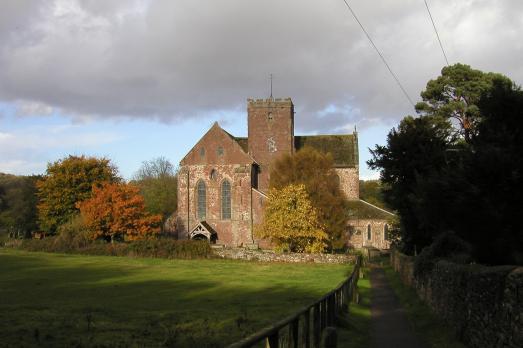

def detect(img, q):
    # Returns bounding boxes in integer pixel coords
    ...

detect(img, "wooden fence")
[227,256,362,348]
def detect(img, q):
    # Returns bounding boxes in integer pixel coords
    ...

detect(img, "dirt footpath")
[369,267,428,348]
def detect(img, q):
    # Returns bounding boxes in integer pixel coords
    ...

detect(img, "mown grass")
[336,268,371,348]
[0,249,352,347]
[382,260,466,348]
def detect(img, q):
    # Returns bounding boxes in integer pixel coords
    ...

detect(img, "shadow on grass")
[382,261,467,348]
[0,250,349,348]
[336,268,372,348]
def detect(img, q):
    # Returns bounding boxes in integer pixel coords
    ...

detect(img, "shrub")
[127,239,212,259]
[10,237,212,260]
[414,231,473,278]
[55,215,92,249]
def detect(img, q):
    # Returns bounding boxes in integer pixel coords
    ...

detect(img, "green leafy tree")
[368,116,454,254]
[456,76,523,264]
[370,64,523,264]
[37,155,119,233]
[0,174,40,236]
[269,147,348,250]
[256,184,328,253]
[359,180,388,209]
[132,157,177,229]
[415,63,511,142]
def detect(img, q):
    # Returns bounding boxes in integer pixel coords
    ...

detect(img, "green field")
[0,249,352,347]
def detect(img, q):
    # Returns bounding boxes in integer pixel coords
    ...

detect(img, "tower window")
[210,169,217,181]
[221,180,231,220]
[197,180,206,220]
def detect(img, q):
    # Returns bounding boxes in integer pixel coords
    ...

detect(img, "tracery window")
[221,180,231,220]
[197,180,206,220]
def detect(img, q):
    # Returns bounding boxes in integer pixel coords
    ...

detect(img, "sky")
[0,0,522,180]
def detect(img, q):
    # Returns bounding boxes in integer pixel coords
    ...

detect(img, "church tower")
[247,98,294,192]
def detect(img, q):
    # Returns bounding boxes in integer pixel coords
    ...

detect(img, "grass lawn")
[337,268,371,348]
[0,249,352,347]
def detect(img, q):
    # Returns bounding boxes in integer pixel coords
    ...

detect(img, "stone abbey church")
[176,97,393,250]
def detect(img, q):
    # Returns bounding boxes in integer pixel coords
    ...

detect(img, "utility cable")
[341,0,415,108]
[424,0,449,66]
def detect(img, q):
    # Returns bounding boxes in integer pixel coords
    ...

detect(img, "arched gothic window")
[367,224,372,240]
[221,180,231,220]
[384,224,389,241]
[197,180,206,220]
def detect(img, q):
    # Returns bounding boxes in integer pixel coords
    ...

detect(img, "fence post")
[290,318,299,348]
[313,303,320,348]
[303,308,310,348]
[329,295,336,326]
[266,331,279,348]
[321,299,327,330]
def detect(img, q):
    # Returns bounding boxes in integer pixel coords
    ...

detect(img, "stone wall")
[335,167,359,200]
[213,247,356,264]
[347,219,391,250]
[247,98,294,192]
[177,163,254,246]
[390,249,523,348]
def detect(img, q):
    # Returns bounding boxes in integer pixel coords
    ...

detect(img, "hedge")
[6,238,212,259]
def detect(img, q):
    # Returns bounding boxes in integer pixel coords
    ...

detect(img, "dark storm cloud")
[0,0,522,133]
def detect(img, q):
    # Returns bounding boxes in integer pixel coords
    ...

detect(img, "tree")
[78,182,162,242]
[37,155,119,233]
[256,184,328,253]
[415,63,511,142]
[0,174,40,236]
[132,157,177,228]
[457,76,523,264]
[368,115,454,254]
[359,180,388,209]
[269,147,348,250]
[370,64,523,264]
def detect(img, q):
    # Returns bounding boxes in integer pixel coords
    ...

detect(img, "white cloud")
[0,0,521,133]
[0,125,122,175]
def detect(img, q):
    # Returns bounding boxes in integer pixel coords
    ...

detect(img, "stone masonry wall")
[347,219,391,250]
[248,98,294,192]
[390,249,523,348]
[177,163,254,246]
[214,247,357,264]
[335,167,359,200]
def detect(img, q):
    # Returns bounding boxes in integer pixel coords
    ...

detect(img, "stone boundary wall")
[213,247,356,264]
[390,249,522,348]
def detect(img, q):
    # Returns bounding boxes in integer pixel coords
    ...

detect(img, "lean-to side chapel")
[176,97,394,249]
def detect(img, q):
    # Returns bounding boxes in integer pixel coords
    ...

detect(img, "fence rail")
[227,256,362,348]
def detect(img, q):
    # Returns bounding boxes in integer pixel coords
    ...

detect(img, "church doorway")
[189,221,217,244]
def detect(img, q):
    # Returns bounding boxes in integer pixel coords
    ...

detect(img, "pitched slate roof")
[294,134,358,168]
[346,200,395,220]
[234,137,249,153]
[225,134,358,168]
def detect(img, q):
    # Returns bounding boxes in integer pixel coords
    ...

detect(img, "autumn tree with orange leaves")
[37,155,119,233]
[78,182,162,242]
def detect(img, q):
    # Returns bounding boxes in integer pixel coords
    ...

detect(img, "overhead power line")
[341,0,415,108]
[424,0,449,66]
